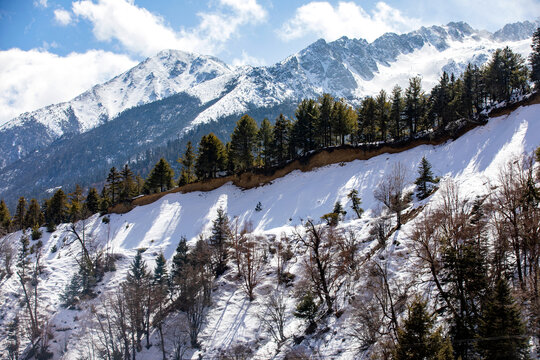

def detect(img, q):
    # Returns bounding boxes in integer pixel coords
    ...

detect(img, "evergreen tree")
[332,98,356,145]
[170,236,189,282]
[0,199,11,234]
[68,184,85,222]
[272,114,292,165]
[85,187,100,215]
[405,77,424,136]
[530,27,540,89]
[293,98,319,154]
[357,96,376,143]
[375,90,390,141]
[293,292,318,326]
[45,189,68,227]
[415,157,436,200]
[485,47,528,102]
[257,118,274,168]
[153,252,168,286]
[390,86,404,140]
[317,93,334,147]
[119,164,136,201]
[477,278,529,360]
[105,167,122,205]
[24,198,43,229]
[347,189,364,219]
[177,141,196,186]
[12,197,27,231]
[431,72,452,128]
[229,114,259,172]
[196,133,227,179]
[144,158,175,193]
[209,207,230,276]
[393,298,453,360]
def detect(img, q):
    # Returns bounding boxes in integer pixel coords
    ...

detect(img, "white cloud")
[33,0,48,8]
[0,49,136,126]
[279,1,422,42]
[71,0,267,57]
[232,51,266,67]
[54,9,73,26]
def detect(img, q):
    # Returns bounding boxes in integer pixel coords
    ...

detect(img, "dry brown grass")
[111,94,540,214]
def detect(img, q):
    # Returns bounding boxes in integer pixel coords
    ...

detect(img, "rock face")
[0,20,537,204]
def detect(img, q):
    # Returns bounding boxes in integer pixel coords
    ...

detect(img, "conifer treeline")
[0,44,536,235]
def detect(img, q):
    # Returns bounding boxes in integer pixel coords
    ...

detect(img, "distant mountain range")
[0,20,538,207]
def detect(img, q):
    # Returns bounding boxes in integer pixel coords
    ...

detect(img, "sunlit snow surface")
[1,102,538,359]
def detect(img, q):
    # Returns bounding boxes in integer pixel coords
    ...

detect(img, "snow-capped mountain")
[1,100,538,359]
[0,20,537,204]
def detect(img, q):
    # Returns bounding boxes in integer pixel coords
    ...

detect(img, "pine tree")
[415,157,436,200]
[394,298,453,360]
[196,133,227,179]
[24,198,43,229]
[229,114,258,172]
[485,47,528,102]
[530,27,540,89]
[209,207,230,276]
[177,141,196,186]
[357,96,376,143]
[153,252,168,286]
[257,118,274,168]
[293,292,318,326]
[45,189,68,227]
[332,98,356,145]
[347,189,364,219]
[144,158,175,193]
[119,164,136,201]
[477,278,529,359]
[375,90,390,141]
[12,197,27,231]
[405,77,424,136]
[317,93,334,147]
[293,98,319,154]
[170,236,189,284]
[0,199,11,234]
[105,167,122,205]
[390,85,404,140]
[68,184,85,222]
[272,114,292,165]
[85,187,100,214]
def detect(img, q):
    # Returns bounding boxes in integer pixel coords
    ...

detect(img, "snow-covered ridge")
[0,101,538,359]
[0,20,537,170]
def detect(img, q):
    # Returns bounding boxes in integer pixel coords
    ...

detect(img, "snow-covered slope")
[1,101,538,359]
[0,21,537,170]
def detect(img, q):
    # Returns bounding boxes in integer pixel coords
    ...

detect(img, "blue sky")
[0,0,539,125]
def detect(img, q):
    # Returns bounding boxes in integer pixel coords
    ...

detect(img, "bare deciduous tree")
[259,289,288,347]
[374,162,410,228]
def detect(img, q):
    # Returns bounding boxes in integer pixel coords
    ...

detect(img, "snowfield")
[1,102,539,359]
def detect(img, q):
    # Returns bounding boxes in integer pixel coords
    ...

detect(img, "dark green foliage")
[12,196,26,231]
[390,86,404,139]
[31,225,42,240]
[85,188,100,215]
[317,93,334,148]
[196,133,227,179]
[255,201,262,212]
[375,90,390,141]
[405,77,424,136]
[256,118,274,168]
[357,96,376,143]
[144,158,175,193]
[333,98,356,145]
[293,98,319,154]
[45,189,68,228]
[415,157,437,200]
[68,185,85,222]
[105,167,122,205]
[531,27,540,88]
[229,114,259,172]
[24,198,43,229]
[61,273,83,308]
[294,292,318,325]
[178,141,196,186]
[477,278,529,360]
[153,252,168,286]
[272,114,292,165]
[393,298,453,360]
[0,199,10,233]
[485,47,528,102]
[347,189,363,219]
[119,164,136,202]
[127,250,149,284]
[209,207,230,276]
[171,236,189,282]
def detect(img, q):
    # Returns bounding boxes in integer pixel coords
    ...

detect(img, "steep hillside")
[0,101,538,359]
